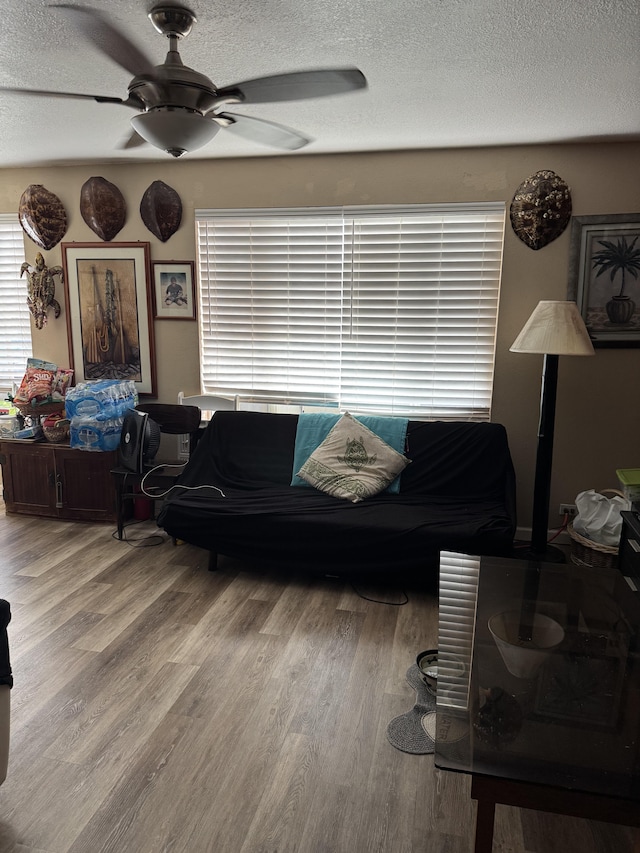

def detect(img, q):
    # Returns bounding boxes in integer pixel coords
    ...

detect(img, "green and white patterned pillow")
[296,412,410,503]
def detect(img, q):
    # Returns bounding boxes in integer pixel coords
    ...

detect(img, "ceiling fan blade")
[217,68,367,104]
[116,129,148,150]
[215,112,311,150]
[0,86,136,106]
[51,4,157,78]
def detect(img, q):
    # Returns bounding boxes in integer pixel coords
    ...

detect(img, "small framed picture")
[152,260,196,320]
[568,213,640,347]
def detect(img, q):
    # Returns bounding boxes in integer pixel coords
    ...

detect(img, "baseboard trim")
[515,525,571,546]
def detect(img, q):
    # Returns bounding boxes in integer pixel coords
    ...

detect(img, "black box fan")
[119,409,161,474]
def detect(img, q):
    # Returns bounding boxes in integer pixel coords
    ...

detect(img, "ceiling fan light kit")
[131,108,219,158]
[1,4,366,159]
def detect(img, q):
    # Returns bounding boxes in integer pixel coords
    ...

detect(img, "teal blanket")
[291,412,409,493]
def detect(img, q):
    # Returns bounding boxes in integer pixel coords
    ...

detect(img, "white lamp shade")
[131,109,219,156]
[510,301,595,356]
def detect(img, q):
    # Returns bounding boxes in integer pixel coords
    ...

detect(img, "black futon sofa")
[157,411,517,576]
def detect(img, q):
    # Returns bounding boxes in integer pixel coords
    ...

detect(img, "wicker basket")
[567,488,625,569]
[42,418,70,444]
[14,401,65,419]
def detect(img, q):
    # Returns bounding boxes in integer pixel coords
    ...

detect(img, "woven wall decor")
[80,176,126,241]
[18,184,68,251]
[140,180,182,242]
[510,170,572,250]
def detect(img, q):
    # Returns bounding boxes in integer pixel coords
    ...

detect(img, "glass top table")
[435,555,640,852]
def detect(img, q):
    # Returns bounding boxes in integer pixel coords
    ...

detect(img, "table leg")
[114,474,125,540]
[468,773,640,853]
[474,798,496,853]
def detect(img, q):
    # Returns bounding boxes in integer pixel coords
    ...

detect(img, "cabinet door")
[55,448,118,522]
[0,442,57,515]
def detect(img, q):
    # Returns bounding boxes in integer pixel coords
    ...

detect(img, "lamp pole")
[530,353,562,559]
[510,301,594,564]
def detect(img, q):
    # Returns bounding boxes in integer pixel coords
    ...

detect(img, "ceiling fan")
[0,4,367,157]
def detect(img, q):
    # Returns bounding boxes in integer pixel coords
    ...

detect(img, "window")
[196,203,505,420]
[0,215,32,390]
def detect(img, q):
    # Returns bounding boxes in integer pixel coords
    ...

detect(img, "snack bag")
[51,369,74,401]
[25,367,56,403]
[12,372,30,404]
[13,358,60,405]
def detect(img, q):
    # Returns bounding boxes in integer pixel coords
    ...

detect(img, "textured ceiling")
[0,0,638,167]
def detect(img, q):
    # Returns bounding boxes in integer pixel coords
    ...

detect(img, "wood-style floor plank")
[0,506,637,853]
[66,711,194,853]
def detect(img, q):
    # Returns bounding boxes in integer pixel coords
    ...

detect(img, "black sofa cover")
[157,411,517,575]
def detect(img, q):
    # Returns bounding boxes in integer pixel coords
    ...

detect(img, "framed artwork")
[152,260,196,320]
[568,213,640,348]
[61,242,157,396]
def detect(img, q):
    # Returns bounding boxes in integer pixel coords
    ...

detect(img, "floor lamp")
[510,301,595,563]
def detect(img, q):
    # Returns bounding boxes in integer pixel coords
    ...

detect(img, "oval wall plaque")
[80,176,126,241]
[18,184,68,251]
[510,170,572,250]
[140,180,183,242]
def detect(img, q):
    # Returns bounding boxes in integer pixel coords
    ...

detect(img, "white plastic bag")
[572,489,630,547]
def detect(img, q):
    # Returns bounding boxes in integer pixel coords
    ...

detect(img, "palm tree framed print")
[568,213,640,347]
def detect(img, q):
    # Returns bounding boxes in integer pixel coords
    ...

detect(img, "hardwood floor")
[0,507,637,852]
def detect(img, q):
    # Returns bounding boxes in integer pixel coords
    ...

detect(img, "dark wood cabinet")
[0,440,117,522]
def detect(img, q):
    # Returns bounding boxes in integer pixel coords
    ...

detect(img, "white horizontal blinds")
[437,551,480,711]
[196,203,505,416]
[0,216,31,389]
[198,213,345,404]
[341,207,504,417]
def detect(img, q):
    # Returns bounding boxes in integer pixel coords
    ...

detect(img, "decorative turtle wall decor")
[509,170,572,250]
[140,180,183,242]
[80,176,126,241]
[18,184,68,251]
[20,252,63,329]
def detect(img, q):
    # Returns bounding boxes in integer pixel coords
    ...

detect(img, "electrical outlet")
[559,503,577,517]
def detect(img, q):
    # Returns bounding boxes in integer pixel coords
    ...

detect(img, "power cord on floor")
[349,582,409,605]
[111,518,168,547]
[547,511,571,544]
[513,511,571,550]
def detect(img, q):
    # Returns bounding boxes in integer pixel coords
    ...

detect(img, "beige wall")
[1,141,639,534]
